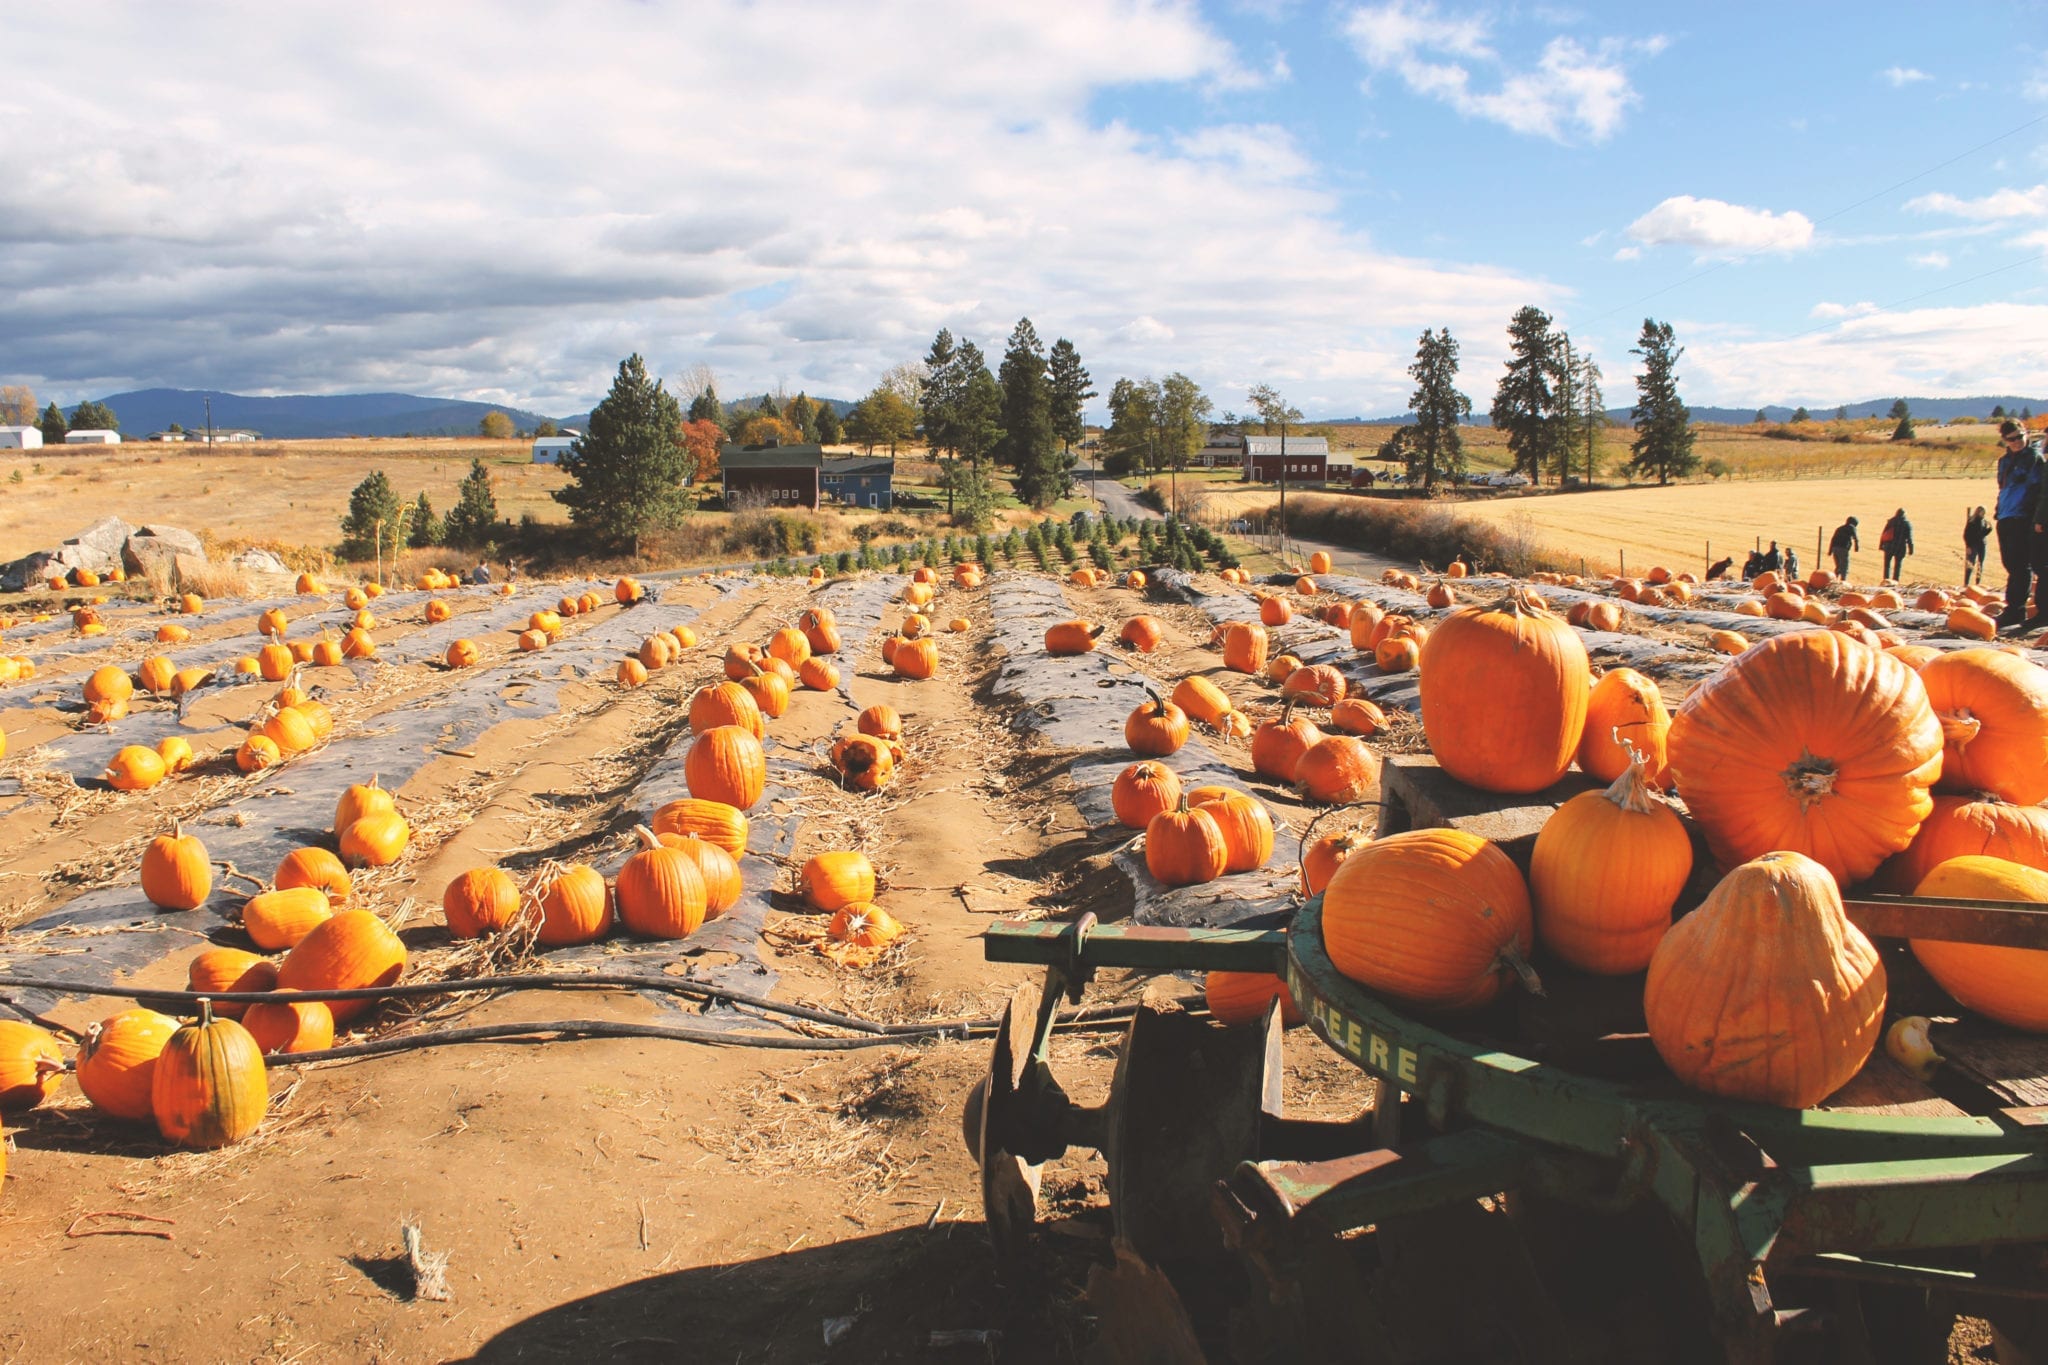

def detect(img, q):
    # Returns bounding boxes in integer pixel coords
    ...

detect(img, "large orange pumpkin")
[1577,668,1671,788]
[801,851,877,912]
[1910,856,2048,1031]
[690,681,765,739]
[1145,801,1228,887]
[1293,736,1380,805]
[1666,629,1941,885]
[0,1021,65,1111]
[652,798,750,857]
[1205,970,1304,1027]
[1644,851,1885,1108]
[443,867,521,938]
[1873,793,2048,893]
[1321,828,1532,1013]
[188,948,276,1020]
[1418,590,1588,794]
[151,1002,268,1148]
[686,726,767,810]
[893,637,939,679]
[1188,786,1275,874]
[1918,648,2048,805]
[1124,693,1190,757]
[530,864,611,945]
[616,827,709,939]
[1251,707,1324,783]
[663,835,743,918]
[1220,622,1269,676]
[1111,761,1181,829]
[1529,752,1692,974]
[276,909,407,1024]
[242,992,335,1055]
[1171,676,1233,728]
[77,1009,180,1121]
[241,886,334,952]
[142,821,213,912]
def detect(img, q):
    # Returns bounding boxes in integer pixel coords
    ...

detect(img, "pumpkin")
[1577,668,1671,788]
[1666,630,1942,885]
[617,658,649,688]
[739,666,792,720]
[1205,971,1304,1027]
[1111,761,1181,829]
[1251,705,1324,782]
[1188,787,1274,874]
[77,1009,180,1120]
[1293,736,1380,805]
[527,610,561,637]
[616,826,709,939]
[262,704,319,756]
[1119,616,1165,652]
[105,744,168,791]
[1328,697,1388,737]
[1145,800,1229,887]
[442,866,521,938]
[856,705,903,743]
[663,835,743,918]
[799,657,840,691]
[652,798,750,857]
[188,949,275,1019]
[517,628,549,652]
[615,575,645,603]
[1259,596,1293,627]
[137,654,177,695]
[1874,793,2048,892]
[1265,653,1305,685]
[84,664,133,708]
[341,626,377,659]
[1419,590,1588,794]
[0,1021,65,1111]
[831,734,896,791]
[828,903,904,948]
[900,613,931,640]
[1125,691,1190,757]
[1530,751,1692,974]
[1918,649,2048,804]
[894,637,940,679]
[1300,825,1373,895]
[1220,621,1269,676]
[690,681,765,739]
[180,593,204,615]
[241,886,333,952]
[1322,828,1532,1013]
[1348,604,1387,650]
[1172,675,1234,728]
[799,608,840,655]
[1308,550,1333,575]
[275,847,351,905]
[671,624,699,650]
[142,821,212,911]
[277,909,407,1023]
[152,1001,268,1148]
[1708,630,1749,655]
[242,993,335,1055]
[156,735,195,774]
[339,810,410,868]
[687,726,767,809]
[1949,606,1998,641]
[1282,664,1347,709]
[335,776,395,833]
[310,634,344,667]
[344,586,368,610]
[880,635,900,667]
[529,863,612,945]
[1374,637,1419,673]
[637,634,673,670]
[1644,851,1885,1107]
[801,851,877,912]
[1045,621,1101,655]
[1910,856,2048,1031]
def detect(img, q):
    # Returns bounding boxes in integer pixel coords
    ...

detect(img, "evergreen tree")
[38,401,67,446]
[1836,405,1849,421]
[1893,412,1916,441]
[1489,306,1564,484]
[786,392,819,442]
[409,492,441,547]
[338,471,404,561]
[443,458,499,546]
[1791,406,1810,423]
[1888,398,1911,421]
[957,360,1004,467]
[815,403,842,445]
[68,398,118,431]
[1993,404,2007,419]
[552,354,692,553]
[919,328,963,459]
[686,381,721,426]
[1627,319,1697,486]
[757,392,781,420]
[999,318,1062,507]
[1754,409,1767,425]
[1047,338,1095,456]
[1405,328,1472,492]
[1576,351,1605,483]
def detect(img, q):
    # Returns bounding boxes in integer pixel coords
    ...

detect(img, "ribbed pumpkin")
[277,910,407,1024]
[799,608,841,655]
[1321,828,1533,1013]
[828,903,905,948]
[424,598,452,624]
[84,664,134,708]
[652,797,750,857]
[637,634,674,670]
[617,658,649,688]
[1300,825,1373,895]
[1644,851,1885,1107]
[740,666,792,720]
[339,810,410,869]
[137,654,177,695]
[0,1021,64,1111]
[1259,596,1294,627]
[1918,648,2048,804]
[442,866,521,938]
[188,948,276,1019]
[262,704,319,757]
[894,637,939,679]
[1145,800,1228,887]
[1910,856,2048,1031]
[616,826,709,939]
[1328,697,1387,737]
[77,1009,180,1120]
[1188,787,1274,874]
[1252,706,1324,782]
[662,835,743,918]
[801,851,877,912]
[1204,971,1304,1027]
[1171,676,1233,728]
[1293,736,1380,805]
[335,777,395,834]
[1530,752,1692,974]
[275,846,351,906]
[106,744,168,791]
[690,681,765,739]
[1419,590,1587,794]
[1220,622,1269,676]
[530,864,611,946]
[1374,637,1420,673]
[142,821,212,911]
[152,1001,268,1148]
[1282,664,1347,709]
[799,657,840,691]
[242,992,335,1055]
[1124,692,1190,757]
[241,886,334,951]
[1111,761,1181,829]
[1577,668,1671,788]
[687,726,767,809]
[857,705,903,742]
[1874,794,2048,892]
[1119,616,1165,652]
[1667,630,1942,885]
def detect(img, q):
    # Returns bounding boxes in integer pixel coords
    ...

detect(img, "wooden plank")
[1377,755,1599,874]
[1846,896,2048,951]
[1821,1057,1971,1118]
[1943,1036,2048,1108]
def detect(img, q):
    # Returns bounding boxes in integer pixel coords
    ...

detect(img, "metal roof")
[719,444,825,469]
[822,457,894,476]
[1243,435,1329,456]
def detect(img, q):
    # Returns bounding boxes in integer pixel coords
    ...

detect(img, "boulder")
[232,548,291,575]
[123,535,192,581]
[171,554,213,591]
[60,516,138,572]
[1,550,72,592]
[132,525,204,557]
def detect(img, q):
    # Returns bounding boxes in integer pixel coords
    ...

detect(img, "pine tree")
[1047,338,1095,456]
[999,318,1062,508]
[443,458,499,546]
[815,403,842,445]
[1628,319,1697,486]
[409,492,441,547]
[1406,328,1472,492]
[1993,404,2007,419]
[338,471,404,561]
[1576,352,1605,483]
[920,328,963,459]
[1792,406,1810,423]
[1888,398,1911,421]
[68,399,118,431]
[686,381,721,426]
[38,401,67,445]
[786,393,819,442]
[552,354,692,553]
[1489,306,1564,485]
[957,359,1004,466]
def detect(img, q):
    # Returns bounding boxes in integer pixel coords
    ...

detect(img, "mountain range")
[1348,396,2046,428]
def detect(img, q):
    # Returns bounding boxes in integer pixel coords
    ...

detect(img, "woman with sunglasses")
[1996,419,2046,629]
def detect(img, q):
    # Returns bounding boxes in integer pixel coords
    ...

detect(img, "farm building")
[64,429,121,445]
[821,456,895,509]
[532,436,576,464]
[0,425,42,450]
[144,430,188,442]
[720,444,823,509]
[1243,434,1328,483]
[1196,432,1244,468]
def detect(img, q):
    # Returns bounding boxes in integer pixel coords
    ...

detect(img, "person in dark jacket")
[1827,517,1859,578]
[1758,541,1782,574]
[1963,506,1992,587]
[1878,508,1913,582]
[1995,420,2045,627]
[1707,555,1734,581]
[1740,550,1762,579]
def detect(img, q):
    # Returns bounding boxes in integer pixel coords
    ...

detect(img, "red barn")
[719,445,823,509]
[1243,435,1328,483]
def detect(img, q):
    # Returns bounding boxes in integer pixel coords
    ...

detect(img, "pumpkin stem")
[1602,744,1664,815]
[1781,753,1839,810]
[196,997,215,1027]
[1938,709,1982,753]
[634,824,662,852]
[1496,942,1546,998]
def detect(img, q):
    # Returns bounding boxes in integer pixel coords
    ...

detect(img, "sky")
[3,0,2046,421]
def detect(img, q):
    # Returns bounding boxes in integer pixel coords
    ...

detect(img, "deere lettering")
[1299,984,1420,1088]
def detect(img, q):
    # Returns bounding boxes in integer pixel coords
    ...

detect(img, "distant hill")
[95,388,557,439]
[1328,395,2045,428]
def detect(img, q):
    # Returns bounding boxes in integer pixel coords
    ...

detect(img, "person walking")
[1827,517,1859,579]
[1878,508,1913,582]
[1964,506,1992,587]
[1994,420,2044,628]
[1784,546,1801,585]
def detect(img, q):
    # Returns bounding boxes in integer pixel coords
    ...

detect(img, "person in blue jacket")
[1995,420,2045,628]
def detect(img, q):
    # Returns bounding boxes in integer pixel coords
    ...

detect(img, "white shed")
[65,429,120,445]
[532,437,576,464]
[0,425,42,450]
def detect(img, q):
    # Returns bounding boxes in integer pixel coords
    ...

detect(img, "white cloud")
[1809,301,1879,319]
[1911,251,1951,269]
[1342,2,1661,143]
[2013,229,2048,252]
[1905,185,2048,220]
[1687,304,2048,407]
[1879,66,1930,87]
[1612,245,1642,261]
[1625,196,1815,256]
[0,1,1555,415]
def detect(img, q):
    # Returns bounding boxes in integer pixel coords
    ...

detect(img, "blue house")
[821,456,895,510]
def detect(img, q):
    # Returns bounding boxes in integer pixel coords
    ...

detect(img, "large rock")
[122,536,188,582]
[132,525,203,556]
[1,549,74,592]
[232,548,291,576]
[60,516,138,572]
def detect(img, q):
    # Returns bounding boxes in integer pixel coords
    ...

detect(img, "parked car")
[1227,518,1252,533]
[1482,472,1531,488]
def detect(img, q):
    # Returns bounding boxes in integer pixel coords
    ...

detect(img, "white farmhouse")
[532,436,575,464]
[0,425,42,450]
[64,429,121,445]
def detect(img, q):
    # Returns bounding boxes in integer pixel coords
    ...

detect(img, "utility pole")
[204,395,213,448]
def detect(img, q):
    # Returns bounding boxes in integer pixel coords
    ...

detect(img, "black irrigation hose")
[266,1018,929,1062]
